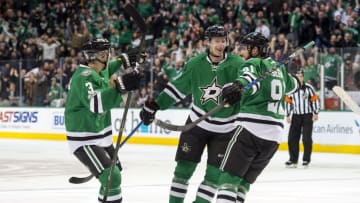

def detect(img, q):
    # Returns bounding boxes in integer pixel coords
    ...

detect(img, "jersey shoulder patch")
[80,70,92,77]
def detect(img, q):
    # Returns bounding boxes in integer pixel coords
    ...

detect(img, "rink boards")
[0,107,360,154]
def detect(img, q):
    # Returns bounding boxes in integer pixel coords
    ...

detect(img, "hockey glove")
[119,49,146,69]
[114,71,142,93]
[222,81,243,105]
[139,98,160,125]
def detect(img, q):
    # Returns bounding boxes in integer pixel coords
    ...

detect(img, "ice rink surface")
[0,139,359,203]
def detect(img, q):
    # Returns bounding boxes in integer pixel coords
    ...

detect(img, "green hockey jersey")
[155,53,244,133]
[235,57,298,143]
[65,60,122,153]
[320,54,343,80]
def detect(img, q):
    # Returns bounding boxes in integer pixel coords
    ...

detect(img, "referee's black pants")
[288,113,314,163]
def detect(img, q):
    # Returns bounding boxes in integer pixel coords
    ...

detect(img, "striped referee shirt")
[285,83,320,116]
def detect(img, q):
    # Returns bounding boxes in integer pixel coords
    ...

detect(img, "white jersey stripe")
[197,192,213,202]
[86,146,105,171]
[167,82,186,99]
[96,91,104,114]
[170,191,186,198]
[171,182,188,190]
[164,88,181,103]
[84,146,101,173]
[98,193,122,201]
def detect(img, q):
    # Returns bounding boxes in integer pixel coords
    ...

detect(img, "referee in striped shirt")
[285,69,320,168]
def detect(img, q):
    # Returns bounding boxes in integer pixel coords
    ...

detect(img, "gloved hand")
[222,81,243,105]
[119,49,147,69]
[139,98,160,125]
[114,71,142,93]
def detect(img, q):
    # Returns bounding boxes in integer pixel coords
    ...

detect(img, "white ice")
[0,139,359,203]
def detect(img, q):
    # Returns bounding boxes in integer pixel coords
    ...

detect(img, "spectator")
[36,35,61,63]
[0,75,10,105]
[8,82,19,106]
[46,77,65,107]
[0,0,359,107]
[255,19,270,39]
[270,33,289,56]
[24,72,37,106]
[35,67,48,106]
[316,46,343,90]
[300,53,319,90]
[135,87,149,107]
[278,2,291,34]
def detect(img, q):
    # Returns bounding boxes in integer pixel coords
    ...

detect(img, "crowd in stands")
[0,0,359,108]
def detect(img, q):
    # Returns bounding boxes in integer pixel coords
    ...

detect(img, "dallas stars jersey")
[303,64,319,84]
[155,52,244,133]
[235,57,298,143]
[65,60,122,153]
[320,54,343,80]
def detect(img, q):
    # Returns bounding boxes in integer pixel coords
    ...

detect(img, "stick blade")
[124,4,147,33]
[68,174,94,184]
[332,86,360,115]
[155,119,184,131]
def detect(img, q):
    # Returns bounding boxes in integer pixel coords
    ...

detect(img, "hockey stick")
[155,41,315,131]
[332,86,360,115]
[69,4,147,187]
[102,4,147,203]
[68,122,143,184]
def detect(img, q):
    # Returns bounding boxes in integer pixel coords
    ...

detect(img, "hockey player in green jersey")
[216,32,299,203]
[65,38,142,203]
[139,25,244,203]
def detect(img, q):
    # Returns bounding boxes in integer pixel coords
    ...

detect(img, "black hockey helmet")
[240,32,269,57]
[82,38,111,61]
[204,25,228,40]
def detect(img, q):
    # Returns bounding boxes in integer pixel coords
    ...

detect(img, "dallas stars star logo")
[200,78,222,104]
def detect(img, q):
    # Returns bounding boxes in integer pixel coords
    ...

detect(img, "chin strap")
[94,57,108,70]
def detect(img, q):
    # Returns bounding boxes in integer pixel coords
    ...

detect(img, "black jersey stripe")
[191,107,236,125]
[94,94,99,113]
[236,117,284,128]
[198,187,215,197]
[217,194,236,201]
[67,130,112,141]
[165,84,184,101]
[241,73,260,93]
[98,197,122,203]
[171,186,187,193]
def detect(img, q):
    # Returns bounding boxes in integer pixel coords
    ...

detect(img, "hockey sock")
[216,172,242,203]
[169,160,197,203]
[98,166,122,203]
[193,164,221,203]
[236,179,250,203]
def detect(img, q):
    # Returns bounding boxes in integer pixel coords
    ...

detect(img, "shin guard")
[193,164,221,203]
[169,161,197,203]
[98,167,122,203]
[216,172,242,203]
[236,179,250,203]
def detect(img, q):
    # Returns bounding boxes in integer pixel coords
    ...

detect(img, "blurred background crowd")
[0,0,359,109]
